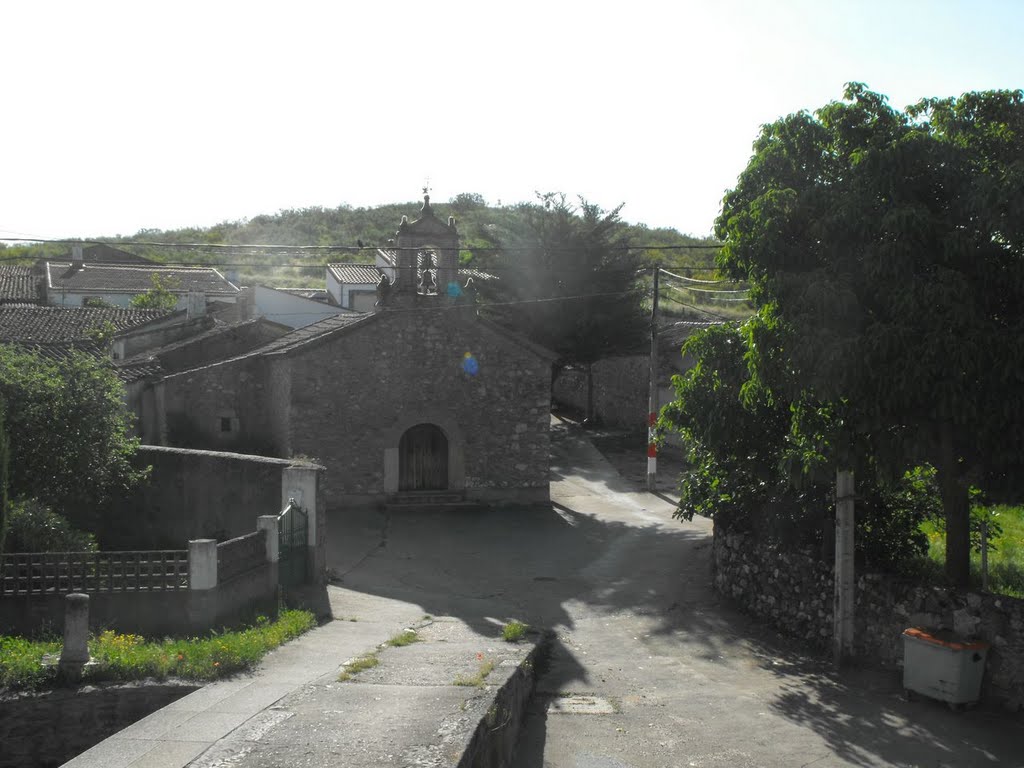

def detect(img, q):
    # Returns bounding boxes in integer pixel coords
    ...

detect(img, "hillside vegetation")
[2,193,721,280]
[1,194,749,321]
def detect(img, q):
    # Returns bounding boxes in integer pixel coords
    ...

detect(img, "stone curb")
[454,631,551,768]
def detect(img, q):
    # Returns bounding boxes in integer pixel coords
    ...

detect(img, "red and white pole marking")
[647,411,657,475]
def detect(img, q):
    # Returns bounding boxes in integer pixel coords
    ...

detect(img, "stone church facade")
[154,196,555,507]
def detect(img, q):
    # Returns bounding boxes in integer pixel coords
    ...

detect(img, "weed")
[501,620,528,643]
[454,657,495,687]
[386,630,420,648]
[338,653,379,681]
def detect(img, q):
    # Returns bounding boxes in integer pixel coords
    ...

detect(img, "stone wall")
[714,530,1024,704]
[553,358,675,430]
[159,355,284,456]
[0,683,195,768]
[287,309,551,505]
[157,307,553,507]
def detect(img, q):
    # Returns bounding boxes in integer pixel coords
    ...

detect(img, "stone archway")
[398,423,449,491]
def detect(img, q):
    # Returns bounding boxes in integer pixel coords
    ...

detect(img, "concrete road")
[328,420,1024,768]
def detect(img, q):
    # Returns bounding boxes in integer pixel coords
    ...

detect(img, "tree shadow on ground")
[763,651,1023,766]
[327,423,1024,767]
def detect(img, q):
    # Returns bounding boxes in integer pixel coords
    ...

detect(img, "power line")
[0,236,724,254]
[661,283,751,302]
[658,267,733,285]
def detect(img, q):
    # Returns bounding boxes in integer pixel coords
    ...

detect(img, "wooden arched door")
[398,423,448,491]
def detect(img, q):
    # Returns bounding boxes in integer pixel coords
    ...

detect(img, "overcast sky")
[2,0,1022,243]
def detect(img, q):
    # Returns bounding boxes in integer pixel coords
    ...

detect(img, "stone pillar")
[189,539,218,590]
[257,516,280,563]
[282,466,318,547]
[282,464,324,583]
[59,593,91,682]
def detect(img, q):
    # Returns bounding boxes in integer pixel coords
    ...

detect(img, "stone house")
[40,253,239,309]
[153,196,556,508]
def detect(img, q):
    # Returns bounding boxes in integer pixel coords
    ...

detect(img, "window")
[220,417,232,433]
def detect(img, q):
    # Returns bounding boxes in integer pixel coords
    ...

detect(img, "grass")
[0,610,316,691]
[501,620,528,643]
[920,505,1024,598]
[454,657,495,687]
[385,630,421,648]
[337,653,379,681]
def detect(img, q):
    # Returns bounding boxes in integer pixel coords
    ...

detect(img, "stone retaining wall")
[0,683,196,768]
[714,529,1024,705]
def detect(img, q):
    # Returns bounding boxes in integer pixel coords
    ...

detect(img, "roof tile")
[46,263,239,295]
[0,306,171,343]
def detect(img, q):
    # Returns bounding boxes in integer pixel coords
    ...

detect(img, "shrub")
[5,499,97,553]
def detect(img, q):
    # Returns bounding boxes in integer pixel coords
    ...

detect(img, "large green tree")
[0,347,146,535]
[476,194,650,420]
[714,84,1024,585]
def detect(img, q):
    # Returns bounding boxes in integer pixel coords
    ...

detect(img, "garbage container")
[902,627,989,708]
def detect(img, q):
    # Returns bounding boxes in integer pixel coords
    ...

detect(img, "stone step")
[385,492,485,512]
[388,492,466,505]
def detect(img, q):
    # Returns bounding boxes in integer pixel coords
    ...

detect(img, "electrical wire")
[0,236,723,254]
[658,267,733,285]
[662,283,751,302]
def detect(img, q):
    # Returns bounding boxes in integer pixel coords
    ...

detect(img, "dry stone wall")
[714,530,1024,705]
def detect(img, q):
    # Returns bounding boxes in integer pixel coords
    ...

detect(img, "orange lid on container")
[903,627,989,652]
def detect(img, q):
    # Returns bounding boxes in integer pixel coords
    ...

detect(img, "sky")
[1,0,1022,243]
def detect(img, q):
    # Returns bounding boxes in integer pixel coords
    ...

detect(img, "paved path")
[510,423,1024,767]
[65,420,1024,766]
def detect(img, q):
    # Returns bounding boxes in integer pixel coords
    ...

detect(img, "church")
[153,195,555,508]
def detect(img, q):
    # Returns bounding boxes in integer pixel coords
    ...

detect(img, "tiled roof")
[328,261,496,286]
[0,306,170,343]
[327,264,382,285]
[45,263,240,295]
[0,266,40,303]
[5,340,108,363]
[256,312,372,356]
[116,318,289,382]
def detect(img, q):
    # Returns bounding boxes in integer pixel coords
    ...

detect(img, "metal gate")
[278,501,308,588]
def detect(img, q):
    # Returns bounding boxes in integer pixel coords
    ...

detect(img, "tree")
[713,84,1024,585]
[0,346,147,535]
[477,194,650,421]
[0,395,8,554]
[130,273,179,310]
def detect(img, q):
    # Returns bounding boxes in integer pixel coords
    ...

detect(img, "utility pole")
[647,267,660,492]
[833,469,855,666]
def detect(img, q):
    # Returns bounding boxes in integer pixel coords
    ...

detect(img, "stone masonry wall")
[714,530,1024,704]
[287,308,552,505]
[160,355,284,456]
[553,357,675,430]
[0,683,195,768]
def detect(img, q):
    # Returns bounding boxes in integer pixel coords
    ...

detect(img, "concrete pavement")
[64,418,1024,766]
[510,422,1024,767]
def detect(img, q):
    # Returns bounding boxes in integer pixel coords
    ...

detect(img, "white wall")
[253,286,347,329]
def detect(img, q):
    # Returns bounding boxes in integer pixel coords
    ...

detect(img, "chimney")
[71,244,83,268]
[186,289,206,320]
